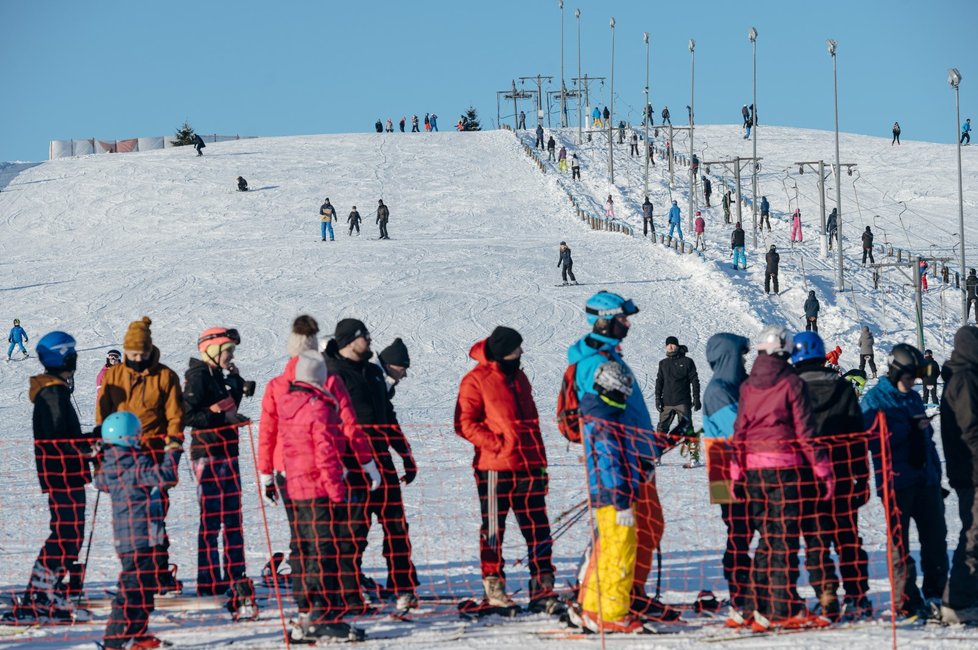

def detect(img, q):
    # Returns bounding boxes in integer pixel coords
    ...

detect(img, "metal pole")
[750,28,758,249]
[734,157,743,226]
[818,160,828,258]
[576,8,582,145]
[669,123,674,187]
[609,17,616,184]
[644,32,650,200]
[914,259,925,350]
[512,80,519,130]
[560,1,566,128]
[829,39,844,291]
[537,75,544,128]
[688,39,696,232]
[952,70,967,324]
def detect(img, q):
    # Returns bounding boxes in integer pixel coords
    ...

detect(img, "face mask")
[125,358,151,373]
[497,357,521,376]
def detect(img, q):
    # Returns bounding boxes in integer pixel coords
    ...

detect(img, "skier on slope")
[376,199,391,240]
[547,136,556,161]
[655,336,701,436]
[694,211,706,251]
[791,209,803,243]
[961,118,971,145]
[605,195,616,219]
[642,197,655,237]
[862,226,875,264]
[411,115,420,132]
[192,133,206,156]
[826,209,838,250]
[920,258,929,292]
[764,245,780,294]
[557,241,578,285]
[760,196,771,231]
[667,200,683,243]
[805,291,821,332]
[661,106,671,125]
[892,122,901,145]
[858,326,878,378]
[399,117,406,132]
[518,110,526,129]
[535,124,545,149]
[591,106,602,129]
[319,198,337,242]
[97,349,122,393]
[557,145,568,172]
[921,349,941,405]
[348,206,362,236]
[375,119,383,133]
[386,118,393,133]
[722,190,732,224]
[703,176,712,207]
[742,104,750,127]
[731,222,747,270]
[571,154,581,180]
[8,318,29,360]
[236,176,248,192]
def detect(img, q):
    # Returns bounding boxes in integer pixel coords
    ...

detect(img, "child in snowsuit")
[791,209,803,243]
[557,146,568,172]
[347,207,361,235]
[8,318,28,360]
[919,259,929,291]
[668,201,683,243]
[236,177,248,192]
[98,411,183,650]
[694,211,706,251]
[805,291,820,332]
[558,241,577,285]
[605,196,615,219]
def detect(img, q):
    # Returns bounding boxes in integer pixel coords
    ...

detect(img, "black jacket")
[804,292,820,318]
[182,358,245,460]
[377,204,390,223]
[862,229,874,249]
[655,346,701,407]
[730,227,745,249]
[921,358,940,386]
[31,374,96,492]
[967,273,977,300]
[940,326,978,488]
[796,366,869,492]
[558,247,573,267]
[765,249,780,273]
[348,210,361,224]
[703,178,712,193]
[642,200,653,219]
[547,137,556,150]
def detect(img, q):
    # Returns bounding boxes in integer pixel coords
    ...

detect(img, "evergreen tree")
[172,121,196,146]
[463,107,481,131]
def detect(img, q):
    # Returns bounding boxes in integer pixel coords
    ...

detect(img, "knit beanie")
[487,326,523,360]
[665,335,679,347]
[294,350,328,386]
[379,337,410,368]
[334,318,369,350]
[287,314,320,357]
[123,316,153,352]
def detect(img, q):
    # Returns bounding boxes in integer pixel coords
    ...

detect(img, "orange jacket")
[96,346,184,456]
[454,339,547,472]
[825,346,843,366]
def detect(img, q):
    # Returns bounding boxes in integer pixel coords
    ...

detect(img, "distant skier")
[862,226,875,264]
[411,115,420,132]
[921,349,941,405]
[760,196,770,231]
[744,118,753,140]
[730,222,746,270]
[642,197,654,237]
[691,154,700,177]
[571,154,581,180]
[319,198,336,242]
[967,269,978,321]
[535,124,545,150]
[376,199,390,240]
[741,104,750,127]
[790,209,803,243]
[961,118,971,145]
[97,350,122,393]
[603,106,610,125]
[8,318,29,360]
[630,132,639,156]
[424,113,431,131]
[722,190,732,224]
[399,117,406,132]
[347,206,361,236]
[518,110,526,130]
[703,176,712,207]
[547,136,556,161]
[661,106,671,125]
[605,195,615,219]
[236,176,248,192]
[920,258,929,292]
[805,290,820,332]
[618,121,626,145]
[667,200,683,243]
[557,241,578,285]
[764,245,780,294]
[430,114,438,131]
[375,119,383,133]
[858,326,877,379]
[386,118,393,133]
[694,211,706,251]
[892,122,901,145]
[826,208,839,250]
[591,106,602,129]
[192,133,205,156]
[655,336,701,434]
[557,146,568,172]
[644,102,653,126]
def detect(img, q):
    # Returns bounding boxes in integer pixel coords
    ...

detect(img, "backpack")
[556,351,609,444]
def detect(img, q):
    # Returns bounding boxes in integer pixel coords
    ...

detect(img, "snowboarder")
[535,124,545,150]
[557,146,568,172]
[805,290,820,332]
[643,102,654,126]
[862,344,948,619]
[547,135,556,161]
[862,226,875,264]
[921,350,941,405]
[790,332,873,621]
[182,327,250,598]
[571,154,581,180]
[347,206,361,235]
[376,199,390,240]
[760,196,771,231]
[630,132,639,156]
[703,176,712,207]
[961,118,971,145]
[97,349,122,393]
[938,325,978,624]
[97,411,183,650]
[319,198,336,242]
[790,209,803,243]
[694,211,706,251]
[20,332,96,623]
[8,318,28,360]
[722,190,732,224]
[454,327,556,611]
[764,245,780,294]
[386,118,393,132]
[826,209,838,250]
[967,269,978,321]
[892,122,901,145]
[858,326,877,378]
[399,117,406,132]
[411,115,420,132]
[642,197,654,237]
[557,241,577,285]
[375,119,383,133]
[731,222,747,270]
[655,336,701,434]
[732,326,831,632]
[236,176,248,192]
[518,110,526,130]
[661,106,671,125]
[192,133,205,156]
[667,200,684,243]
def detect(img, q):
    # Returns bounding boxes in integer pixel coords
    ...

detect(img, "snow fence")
[48,134,253,159]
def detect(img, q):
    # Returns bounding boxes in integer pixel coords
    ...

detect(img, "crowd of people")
[374,114,439,133]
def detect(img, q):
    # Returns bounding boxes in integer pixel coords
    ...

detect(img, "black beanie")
[665,336,679,346]
[379,337,410,368]
[334,318,369,349]
[487,326,523,360]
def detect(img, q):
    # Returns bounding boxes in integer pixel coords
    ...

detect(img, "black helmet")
[887,343,925,383]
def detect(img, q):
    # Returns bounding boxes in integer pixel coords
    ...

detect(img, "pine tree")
[463,107,481,131]
[172,121,196,146]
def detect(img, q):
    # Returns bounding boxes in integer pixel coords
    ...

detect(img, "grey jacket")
[859,327,874,356]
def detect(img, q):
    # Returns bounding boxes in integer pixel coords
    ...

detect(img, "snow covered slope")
[0,128,974,647]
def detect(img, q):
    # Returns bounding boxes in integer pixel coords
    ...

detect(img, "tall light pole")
[749,27,758,249]
[950,67,967,325]
[688,38,696,231]
[609,16,616,184]
[644,32,650,200]
[576,8,582,144]
[559,1,566,128]
[828,38,844,291]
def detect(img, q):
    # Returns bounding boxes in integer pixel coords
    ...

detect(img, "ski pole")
[654,546,663,601]
[76,489,100,605]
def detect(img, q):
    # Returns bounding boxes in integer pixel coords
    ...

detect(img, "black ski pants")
[572,167,580,180]
[888,482,948,611]
[746,468,805,619]
[945,487,978,609]
[764,271,779,294]
[293,497,359,620]
[630,143,639,156]
[349,222,360,235]
[104,550,157,649]
[378,220,389,239]
[805,493,870,599]
[720,501,754,612]
[358,462,418,595]
[922,383,939,405]
[863,248,875,264]
[36,486,86,576]
[535,134,544,149]
[561,263,577,283]
[806,317,819,333]
[704,191,711,207]
[643,217,655,237]
[859,354,877,376]
[476,470,554,583]
[761,213,771,230]
[656,403,690,433]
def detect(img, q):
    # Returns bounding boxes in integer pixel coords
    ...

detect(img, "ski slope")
[0,128,975,648]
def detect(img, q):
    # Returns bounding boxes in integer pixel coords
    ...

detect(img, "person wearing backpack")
[563,292,678,623]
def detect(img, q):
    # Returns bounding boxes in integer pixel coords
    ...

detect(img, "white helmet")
[756,325,793,356]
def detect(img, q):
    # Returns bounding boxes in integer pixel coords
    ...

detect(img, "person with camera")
[182,327,254,605]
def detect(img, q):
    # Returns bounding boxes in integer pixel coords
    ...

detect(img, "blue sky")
[2,0,975,161]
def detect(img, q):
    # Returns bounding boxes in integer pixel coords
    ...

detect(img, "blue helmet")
[790,331,825,365]
[36,331,78,372]
[102,411,142,449]
[585,291,639,326]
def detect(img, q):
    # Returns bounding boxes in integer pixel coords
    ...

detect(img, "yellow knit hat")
[123,316,153,352]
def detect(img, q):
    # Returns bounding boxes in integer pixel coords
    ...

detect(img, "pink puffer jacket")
[278,382,347,502]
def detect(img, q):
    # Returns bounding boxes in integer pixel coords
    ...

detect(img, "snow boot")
[841,595,874,621]
[226,577,259,621]
[157,564,182,597]
[260,552,290,590]
[528,572,564,615]
[482,576,516,608]
[395,593,418,613]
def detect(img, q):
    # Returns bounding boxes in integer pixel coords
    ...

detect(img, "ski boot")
[841,595,874,621]
[528,573,565,615]
[630,589,682,623]
[157,564,182,597]
[226,577,259,621]
[260,553,290,590]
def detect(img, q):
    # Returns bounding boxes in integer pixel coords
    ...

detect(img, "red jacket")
[277,382,347,502]
[259,356,373,475]
[732,353,829,477]
[454,339,547,472]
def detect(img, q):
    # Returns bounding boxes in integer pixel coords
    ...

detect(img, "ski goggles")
[198,328,241,347]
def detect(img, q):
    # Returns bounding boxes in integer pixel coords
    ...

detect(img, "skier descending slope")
[7,318,29,360]
[557,241,578,285]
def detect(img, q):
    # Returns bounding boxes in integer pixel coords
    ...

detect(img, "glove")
[655,399,664,412]
[260,474,278,505]
[362,460,382,491]
[851,478,870,508]
[693,399,702,412]
[164,430,185,450]
[615,507,635,528]
[401,454,417,485]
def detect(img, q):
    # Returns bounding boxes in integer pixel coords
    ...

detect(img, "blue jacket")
[668,205,681,225]
[8,326,27,344]
[581,393,640,510]
[861,376,941,494]
[568,333,661,471]
[592,107,601,119]
[760,197,769,215]
[964,121,972,134]
[95,445,182,554]
[702,334,749,439]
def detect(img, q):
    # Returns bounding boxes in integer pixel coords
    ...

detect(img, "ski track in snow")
[0,128,976,647]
